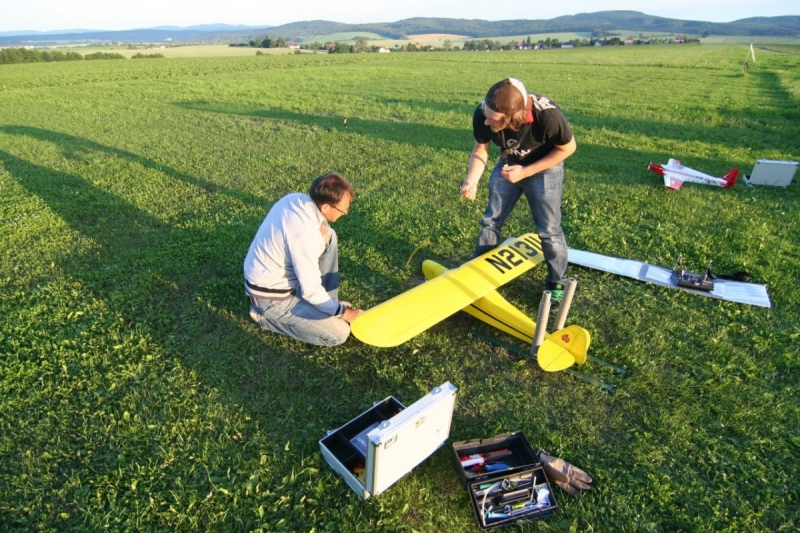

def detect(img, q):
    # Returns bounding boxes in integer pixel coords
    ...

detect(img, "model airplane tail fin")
[721,168,738,188]
[548,325,590,365]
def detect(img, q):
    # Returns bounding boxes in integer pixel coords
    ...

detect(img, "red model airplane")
[648,159,738,190]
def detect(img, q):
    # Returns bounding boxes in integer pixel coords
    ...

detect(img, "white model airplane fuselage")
[648,159,738,190]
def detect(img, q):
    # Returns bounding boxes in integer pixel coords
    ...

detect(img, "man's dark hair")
[309,172,354,206]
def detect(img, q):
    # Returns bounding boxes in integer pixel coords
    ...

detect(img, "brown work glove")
[538,449,593,498]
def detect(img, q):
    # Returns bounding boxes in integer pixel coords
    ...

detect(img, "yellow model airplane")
[350,233,590,372]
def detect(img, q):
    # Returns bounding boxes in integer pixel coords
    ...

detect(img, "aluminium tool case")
[744,159,798,187]
[319,381,458,499]
[452,431,558,529]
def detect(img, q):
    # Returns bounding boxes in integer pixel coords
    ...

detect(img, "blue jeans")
[249,230,350,347]
[474,160,568,284]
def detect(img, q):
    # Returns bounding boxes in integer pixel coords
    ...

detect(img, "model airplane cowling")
[648,159,738,190]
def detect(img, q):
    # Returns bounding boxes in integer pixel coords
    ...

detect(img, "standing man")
[244,172,364,346]
[460,78,576,306]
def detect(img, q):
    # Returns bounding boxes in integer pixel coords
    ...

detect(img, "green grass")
[1,44,799,532]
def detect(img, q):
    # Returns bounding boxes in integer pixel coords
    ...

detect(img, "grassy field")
[1,44,799,532]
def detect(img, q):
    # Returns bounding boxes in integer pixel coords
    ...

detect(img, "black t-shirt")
[472,93,573,166]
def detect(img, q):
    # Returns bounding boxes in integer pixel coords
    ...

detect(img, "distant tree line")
[131,53,165,59]
[229,34,287,48]
[0,48,127,64]
[231,33,702,54]
[461,34,700,50]
[231,30,702,54]
[84,52,127,60]
[0,48,83,64]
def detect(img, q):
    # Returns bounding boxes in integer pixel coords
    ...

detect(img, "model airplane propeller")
[350,233,590,372]
[648,159,738,190]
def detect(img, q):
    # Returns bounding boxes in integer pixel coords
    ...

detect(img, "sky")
[1,0,797,33]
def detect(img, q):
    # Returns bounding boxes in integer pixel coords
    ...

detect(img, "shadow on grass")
[173,101,468,152]
[750,68,800,120]
[0,127,420,448]
[0,125,263,206]
[173,99,791,190]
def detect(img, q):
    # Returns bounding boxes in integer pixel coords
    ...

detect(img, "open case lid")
[746,159,798,186]
[365,381,458,496]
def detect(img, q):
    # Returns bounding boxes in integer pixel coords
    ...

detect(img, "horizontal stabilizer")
[536,338,576,372]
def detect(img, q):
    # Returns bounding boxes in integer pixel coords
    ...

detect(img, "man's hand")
[460,178,479,200]
[341,307,364,323]
[463,141,489,200]
[500,164,527,183]
[538,449,593,498]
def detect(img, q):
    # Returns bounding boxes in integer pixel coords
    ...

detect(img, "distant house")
[624,37,634,45]
[674,35,685,43]
[594,41,604,47]
[378,47,390,53]
[642,36,650,44]
[561,42,574,48]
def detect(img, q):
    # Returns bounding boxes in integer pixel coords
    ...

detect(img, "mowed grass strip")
[0,44,798,532]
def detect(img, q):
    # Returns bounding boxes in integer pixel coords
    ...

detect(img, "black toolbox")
[452,431,558,529]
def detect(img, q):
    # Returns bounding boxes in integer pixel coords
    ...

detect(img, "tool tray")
[452,432,558,529]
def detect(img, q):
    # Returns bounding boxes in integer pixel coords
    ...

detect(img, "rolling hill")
[1,11,798,45]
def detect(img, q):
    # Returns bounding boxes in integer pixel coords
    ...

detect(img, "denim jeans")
[474,159,568,284]
[249,230,350,347]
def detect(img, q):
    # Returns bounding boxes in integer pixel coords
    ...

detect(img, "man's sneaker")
[546,282,565,313]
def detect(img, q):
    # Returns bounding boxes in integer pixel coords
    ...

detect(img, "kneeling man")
[243,172,364,346]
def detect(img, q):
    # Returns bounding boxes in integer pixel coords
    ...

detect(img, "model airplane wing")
[350,233,545,348]
[422,260,589,371]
